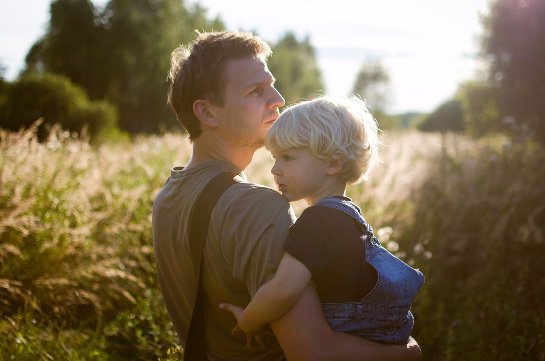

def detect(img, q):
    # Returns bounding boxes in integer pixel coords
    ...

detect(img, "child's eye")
[282,154,293,161]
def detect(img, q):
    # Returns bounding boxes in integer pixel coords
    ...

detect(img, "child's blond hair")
[265,96,380,183]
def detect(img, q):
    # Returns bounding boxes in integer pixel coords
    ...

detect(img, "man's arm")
[270,286,421,361]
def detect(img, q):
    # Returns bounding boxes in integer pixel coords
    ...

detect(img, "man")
[153,31,421,360]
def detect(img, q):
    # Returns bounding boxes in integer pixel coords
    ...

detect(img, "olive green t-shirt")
[152,160,295,361]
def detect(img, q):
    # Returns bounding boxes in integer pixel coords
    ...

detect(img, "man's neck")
[186,135,256,171]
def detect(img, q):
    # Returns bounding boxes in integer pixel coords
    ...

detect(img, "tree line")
[0,0,324,140]
[0,0,543,145]
[418,0,545,145]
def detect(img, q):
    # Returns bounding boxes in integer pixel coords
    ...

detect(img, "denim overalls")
[315,196,425,344]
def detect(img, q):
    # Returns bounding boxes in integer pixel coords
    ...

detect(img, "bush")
[0,73,118,140]
[394,137,545,361]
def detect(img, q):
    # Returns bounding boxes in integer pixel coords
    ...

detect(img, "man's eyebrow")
[246,75,276,88]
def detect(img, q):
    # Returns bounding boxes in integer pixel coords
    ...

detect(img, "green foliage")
[103,292,182,360]
[101,0,222,134]
[3,127,543,359]
[0,73,118,140]
[373,110,399,131]
[1,314,108,361]
[482,0,545,143]
[0,60,6,78]
[25,0,108,100]
[457,80,501,137]
[0,76,6,117]
[0,61,6,95]
[268,32,324,105]
[22,0,329,135]
[375,111,425,131]
[393,137,545,360]
[397,112,427,129]
[351,60,391,112]
[25,0,224,134]
[0,126,188,358]
[418,98,464,132]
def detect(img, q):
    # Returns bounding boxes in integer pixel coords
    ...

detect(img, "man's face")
[210,56,285,149]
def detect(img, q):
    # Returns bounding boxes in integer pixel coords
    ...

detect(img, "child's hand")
[219,303,266,349]
[219,302,244,325]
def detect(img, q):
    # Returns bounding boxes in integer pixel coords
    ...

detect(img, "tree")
[25,0,108,99]
[351,60,391,113]
[268,33,324,105]
[25,0,224,134]
[350,60,395,130]
[101,0,223,133]
[456,80,501,138]
[418,99,464,133]
[482,0,545,142]
[0,60,6,81]
[0,60,6,97]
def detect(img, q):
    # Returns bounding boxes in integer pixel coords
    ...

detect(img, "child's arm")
[220,252,311,334]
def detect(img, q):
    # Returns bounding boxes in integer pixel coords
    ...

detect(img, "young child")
[220,96,424,345]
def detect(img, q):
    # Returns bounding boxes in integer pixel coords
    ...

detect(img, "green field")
[1,126,544,360]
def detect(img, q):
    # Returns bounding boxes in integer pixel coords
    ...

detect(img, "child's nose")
[271,162,281,176]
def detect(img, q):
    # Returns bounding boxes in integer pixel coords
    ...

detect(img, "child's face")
[270,148,332,205]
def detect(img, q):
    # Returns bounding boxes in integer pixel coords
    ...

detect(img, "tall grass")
[1,125,544,360]
[0,123,190,360]
[395,136,545,361]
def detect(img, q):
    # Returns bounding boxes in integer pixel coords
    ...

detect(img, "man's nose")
[269,86,285,109]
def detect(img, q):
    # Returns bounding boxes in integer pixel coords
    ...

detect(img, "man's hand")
[405,336,422,361]
[270,287,423,361]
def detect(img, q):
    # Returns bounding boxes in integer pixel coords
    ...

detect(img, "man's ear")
[193,99,219,128]
[326,153,346,176]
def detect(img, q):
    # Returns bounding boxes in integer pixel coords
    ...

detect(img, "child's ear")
[326,153,346,176]
[193,99,219,128]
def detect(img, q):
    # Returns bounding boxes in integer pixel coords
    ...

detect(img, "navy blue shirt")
[284,203,378,303]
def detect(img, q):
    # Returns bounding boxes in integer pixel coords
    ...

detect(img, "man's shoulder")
[218,181,292,220]
[228,180,285,202]
[213,182,295,226]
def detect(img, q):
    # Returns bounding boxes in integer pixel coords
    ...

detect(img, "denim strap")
[314,197,374,236]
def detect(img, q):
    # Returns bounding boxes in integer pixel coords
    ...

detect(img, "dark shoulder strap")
[185,172,237,361]
[187,172,238,261]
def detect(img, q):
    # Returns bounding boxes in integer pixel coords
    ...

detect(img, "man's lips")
[265,112,280,124]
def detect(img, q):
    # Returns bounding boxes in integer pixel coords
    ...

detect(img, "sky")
[0,0,490,114]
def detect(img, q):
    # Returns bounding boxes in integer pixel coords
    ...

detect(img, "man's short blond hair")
[265,96,380,183]
[167,31,271,140]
